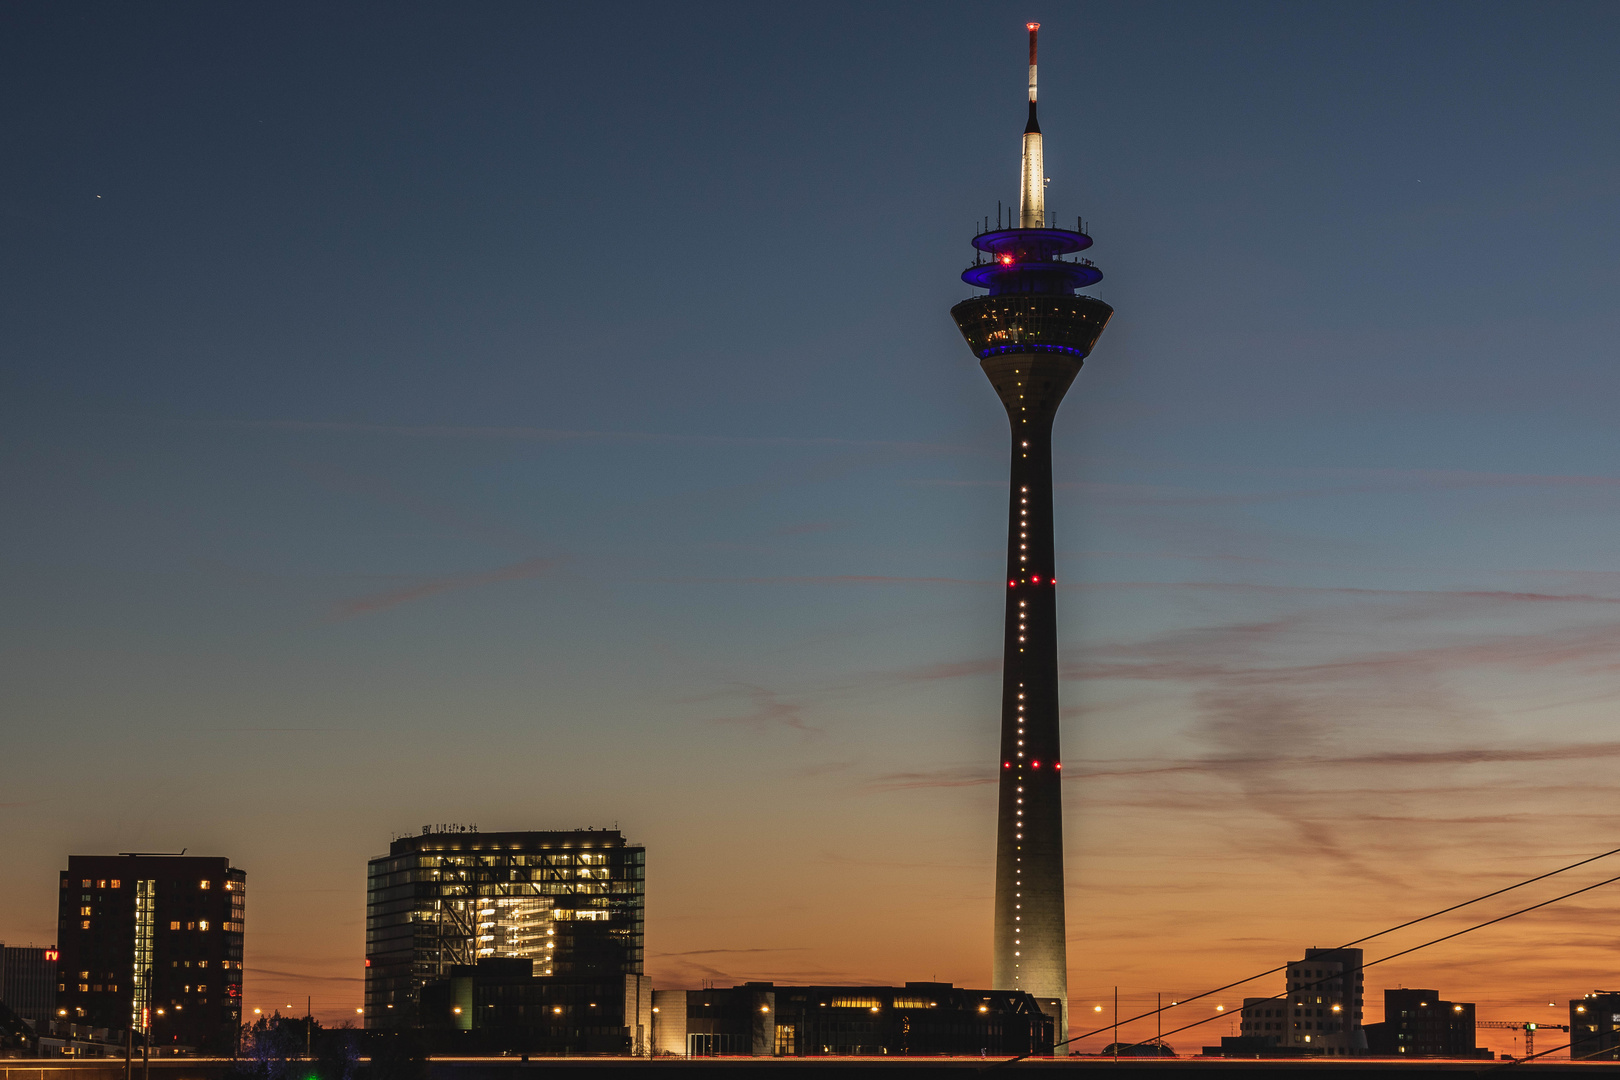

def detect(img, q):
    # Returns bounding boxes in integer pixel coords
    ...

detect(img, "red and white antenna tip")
[1026,22,1040,31]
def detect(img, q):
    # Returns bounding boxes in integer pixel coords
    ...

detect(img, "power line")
[1066,869,1620,1060]
[988,843,1620,1065]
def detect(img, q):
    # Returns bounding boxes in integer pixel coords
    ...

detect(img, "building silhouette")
[1364,987,1486,1058]
[0,944,58,1032]
[1278,947,1364,1055]
[949,23,1112,1046]
[1571,992,1620,1061]
[366,828,644,1028]
[54,854,245,1053]
[650,982,1055,1057]
[417,957,652,1056]
[1238,995,1288,1049]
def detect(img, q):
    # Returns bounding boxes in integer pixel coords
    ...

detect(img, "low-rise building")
[418,958,652,1056]
[1238,995,1287,1048]
[651,982,1055,1057]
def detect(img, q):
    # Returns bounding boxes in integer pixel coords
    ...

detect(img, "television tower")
[949,22,1113,1052]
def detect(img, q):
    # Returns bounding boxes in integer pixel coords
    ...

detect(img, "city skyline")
[5,1,1620,1060]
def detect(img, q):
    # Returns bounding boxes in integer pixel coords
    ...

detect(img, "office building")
[1363,988,1484,1058]
[948,23,1114,1048]
[1571,992,1620,1061]
[417,958,652,1056]
[55,854,245,1052]
[651,982,1056,1057]
[1278,947,1364,1055]
[1,944,59,1030]
[366,828,644,1028]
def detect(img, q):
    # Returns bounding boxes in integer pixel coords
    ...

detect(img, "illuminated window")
[111,880,121,888]
[80,972,89,979]
[170,922,181,930]
[186,922,196,931]
[81,879,91,887]
[97,880,107,888]
[79,983,89,992]
[80,920,90,929]
[200,881,211,890]
[198,921,209,931]
[80,906,92,916]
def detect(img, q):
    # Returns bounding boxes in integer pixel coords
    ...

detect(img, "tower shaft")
[985,352,1076,1044]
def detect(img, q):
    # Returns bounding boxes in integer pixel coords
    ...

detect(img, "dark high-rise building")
[949,23,1113,1045]
[1279,947,1365,1055]
[0,944,59,1030]
[1571,992,1620,1061]
[366,828,644,1029]
[55,854,245,1052]
[1364,987,1485,1058]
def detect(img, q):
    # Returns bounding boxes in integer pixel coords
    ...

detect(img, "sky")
[3,0,1620,1057]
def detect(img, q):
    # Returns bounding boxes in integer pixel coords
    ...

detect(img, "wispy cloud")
[296,461,538,552]
[645,574,988,587]
[708,683,822,737]
[1067,580,1620,608]
[652,948,809,957]
[771,520,847,536]
[1064,741,1620,781]
[229,418,967,455]
[326,555,563,620]
[247,967,364,983]
[865,766,993,792]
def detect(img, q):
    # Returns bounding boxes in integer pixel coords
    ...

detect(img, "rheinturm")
[949,22,1113,1053]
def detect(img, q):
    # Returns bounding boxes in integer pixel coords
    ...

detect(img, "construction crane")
[1477,1021,1570,1058]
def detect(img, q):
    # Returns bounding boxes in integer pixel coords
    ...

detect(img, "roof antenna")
[1019,22,1044,228]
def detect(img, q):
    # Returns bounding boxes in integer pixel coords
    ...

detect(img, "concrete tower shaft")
[948,24,1113,1055]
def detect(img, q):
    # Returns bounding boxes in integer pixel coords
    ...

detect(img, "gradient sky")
[4,0,1620,1057]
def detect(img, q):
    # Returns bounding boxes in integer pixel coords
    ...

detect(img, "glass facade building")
[365,829,644,1029]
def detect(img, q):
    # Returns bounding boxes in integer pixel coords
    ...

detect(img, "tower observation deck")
[949,23,1113,1053]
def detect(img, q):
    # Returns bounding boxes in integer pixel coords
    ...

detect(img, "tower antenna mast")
[1020,23,1044,229]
